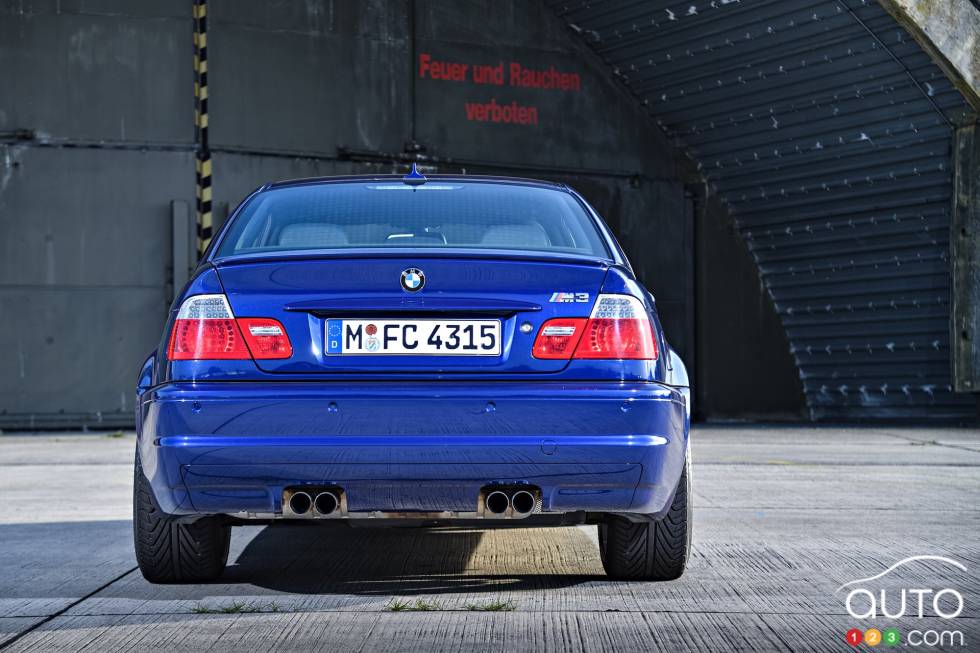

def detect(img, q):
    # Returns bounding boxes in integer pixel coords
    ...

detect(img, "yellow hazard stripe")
[194,0,211,259]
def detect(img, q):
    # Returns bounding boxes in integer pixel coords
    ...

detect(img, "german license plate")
[325,319,501,355]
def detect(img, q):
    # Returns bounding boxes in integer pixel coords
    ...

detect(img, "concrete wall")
[204,0,700,372]
[0,1,194,427]
[0,0,804,427]
[878,0,980,110]
[204,0,706,388]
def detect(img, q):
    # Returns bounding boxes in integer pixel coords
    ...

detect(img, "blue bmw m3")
[134,170,691,583]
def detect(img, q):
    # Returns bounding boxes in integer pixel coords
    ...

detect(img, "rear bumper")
[137,381,689,519]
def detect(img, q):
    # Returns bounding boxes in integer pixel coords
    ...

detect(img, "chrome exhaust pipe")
[511,490,535,515]
[314,491,338,516]
[485,490,510,515]
[288,491,312,515]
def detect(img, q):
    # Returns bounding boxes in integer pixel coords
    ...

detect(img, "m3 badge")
[549,292,589,303]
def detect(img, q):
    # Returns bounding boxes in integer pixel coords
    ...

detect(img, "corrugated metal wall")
[549,0,976,419]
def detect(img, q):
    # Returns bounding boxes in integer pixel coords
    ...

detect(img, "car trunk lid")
[215,255,608,374]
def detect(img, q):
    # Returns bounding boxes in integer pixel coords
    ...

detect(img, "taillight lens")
[532,294,658,361]
[167,294,292,361]
[532,318,587,359]
[238,317,292,359]
[574,295,658,360]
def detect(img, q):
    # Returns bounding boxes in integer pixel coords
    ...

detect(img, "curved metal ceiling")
[550,0,976,419]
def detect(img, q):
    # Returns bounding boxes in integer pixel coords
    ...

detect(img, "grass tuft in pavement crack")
[386,599,442,612]
[192,601,281,614]
[465,600,516,611]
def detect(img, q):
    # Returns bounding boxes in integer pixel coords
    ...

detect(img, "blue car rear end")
[134,173,691,583]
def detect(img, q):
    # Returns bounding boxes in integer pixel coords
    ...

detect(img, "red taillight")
[168,317,250,360]
[238,317,292,359]
[167,294,292,361]
[573,317,657,359]
[574,295,658,359]
[532,294,658,361]
[532,318,587,359]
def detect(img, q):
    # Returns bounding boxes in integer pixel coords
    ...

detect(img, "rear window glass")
[215,181,610,258]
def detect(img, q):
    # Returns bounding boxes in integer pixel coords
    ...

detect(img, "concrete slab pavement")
[0,427,977,651]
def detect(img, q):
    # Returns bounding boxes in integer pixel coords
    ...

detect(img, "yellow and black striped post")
[193,0,212,259]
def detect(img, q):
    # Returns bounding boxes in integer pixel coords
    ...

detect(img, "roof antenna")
[402,162,427,187]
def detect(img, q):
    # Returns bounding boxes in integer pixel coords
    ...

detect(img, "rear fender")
[135,352,155,429]
[157,266,230,384]
[599,266,669,381]
[665,347,690,388]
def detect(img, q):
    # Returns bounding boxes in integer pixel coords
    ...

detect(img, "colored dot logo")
[882,628,901,647]
[846,628,901,648]
[864,628,882,647]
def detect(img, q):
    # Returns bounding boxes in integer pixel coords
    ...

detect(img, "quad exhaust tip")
[485,490,510,515]
[511,490,535,515]
[288,491,312,515]
[482,486,540,517]
[284,485,534,519]
[314,491,339,516]
[284,487,343,517]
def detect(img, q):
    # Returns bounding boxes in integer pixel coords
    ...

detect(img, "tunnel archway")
[550,0,977,420]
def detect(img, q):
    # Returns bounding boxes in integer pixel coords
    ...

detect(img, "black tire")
[133,456,230,583]
[599,455,691,580]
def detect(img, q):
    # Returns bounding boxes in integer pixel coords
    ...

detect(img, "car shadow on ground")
[222,522,603,595]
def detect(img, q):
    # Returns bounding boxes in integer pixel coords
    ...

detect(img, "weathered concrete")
[878,0,980,110]
[0,427,978,651]
[953,122,980,394]
[1,0,706,429]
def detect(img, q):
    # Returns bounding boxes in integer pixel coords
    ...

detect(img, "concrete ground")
[0,427,978,652]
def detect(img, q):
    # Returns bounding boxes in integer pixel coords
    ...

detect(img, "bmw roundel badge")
[400,268,425,292]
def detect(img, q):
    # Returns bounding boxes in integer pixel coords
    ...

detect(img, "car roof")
[264,174,568,191]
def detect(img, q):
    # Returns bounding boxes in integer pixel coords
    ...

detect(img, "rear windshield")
[215,181,610,258]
